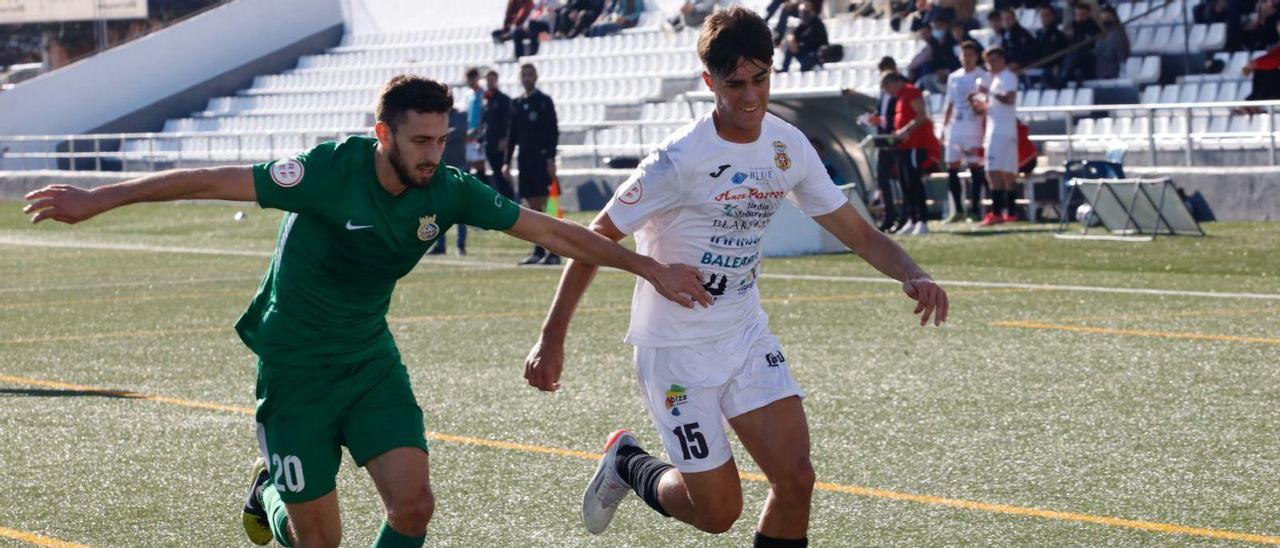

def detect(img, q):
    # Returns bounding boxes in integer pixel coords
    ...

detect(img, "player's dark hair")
[485,68,499,78]
[697,5,774,79]
[465,66,481,80]
[960,40,982,53]
[877,56,897,71]
[984,45,1007,60]
[880,72,907,87]
[987,11,1001,21]
[376,75,454,130]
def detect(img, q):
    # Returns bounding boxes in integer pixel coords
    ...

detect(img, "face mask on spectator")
[933,29,946,40]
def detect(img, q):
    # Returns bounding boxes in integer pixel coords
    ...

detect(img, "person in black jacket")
[505,63,561,265]
[1034,6,1070,88]
[1060,3,1101,84]
[482,69,515,200]
[779,1,828,72]
[998,8,1036,72]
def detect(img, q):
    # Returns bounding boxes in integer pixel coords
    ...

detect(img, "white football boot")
[582,429,641,534]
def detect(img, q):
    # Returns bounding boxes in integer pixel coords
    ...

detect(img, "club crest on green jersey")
[417,214,439,241]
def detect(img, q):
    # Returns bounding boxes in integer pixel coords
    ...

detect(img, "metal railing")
[0,120,692,172]
[1015,98,1280,167]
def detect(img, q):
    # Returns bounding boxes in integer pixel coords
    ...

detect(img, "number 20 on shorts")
[272,454,306,492]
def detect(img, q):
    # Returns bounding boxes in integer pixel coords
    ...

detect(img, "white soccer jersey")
[603,112,849,348]
[946,66,988,132]
[983,68,1019,141]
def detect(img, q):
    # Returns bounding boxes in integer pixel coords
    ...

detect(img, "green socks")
[260,485,424,547]
[373,521,425,548]
[260,484,293,547]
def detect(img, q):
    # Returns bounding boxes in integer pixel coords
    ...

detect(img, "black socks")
[754,532,808,547]
[616,445,674,517]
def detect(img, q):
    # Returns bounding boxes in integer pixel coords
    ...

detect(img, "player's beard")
[388,142,437,188]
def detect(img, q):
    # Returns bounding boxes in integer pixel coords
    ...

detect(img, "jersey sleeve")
[457,171,521,230]
[786,139,849,217]
[602,148,684,235]
[252,141,343,214]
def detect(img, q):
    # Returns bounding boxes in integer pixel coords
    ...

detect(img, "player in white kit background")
[522,7,949,547]
[971,46,1020,226]
[942,41,989,223]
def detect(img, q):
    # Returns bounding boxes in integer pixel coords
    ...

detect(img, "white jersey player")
[971,46,1020,226]
[523,7,950,547]
[943,41,989,222]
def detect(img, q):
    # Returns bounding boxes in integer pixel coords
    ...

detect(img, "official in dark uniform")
[482,69,515,201]
[504,63,560,265]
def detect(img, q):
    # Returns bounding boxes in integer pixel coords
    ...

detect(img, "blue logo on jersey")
[731,172,748,185]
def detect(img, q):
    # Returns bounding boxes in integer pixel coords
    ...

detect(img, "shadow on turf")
[950,227,1054,237]
[0,388,140,399]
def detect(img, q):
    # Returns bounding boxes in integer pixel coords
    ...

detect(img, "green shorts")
[254,355,428,503]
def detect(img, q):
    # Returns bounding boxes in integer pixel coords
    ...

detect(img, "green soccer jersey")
[235,136,521,367]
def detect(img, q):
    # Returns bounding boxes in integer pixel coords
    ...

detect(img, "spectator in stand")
[986,9,1004,39]
[952,0,980,29]
[482,69,516,200]
[1034,6,1070,88]
[1062,0,1100,35]
[779,1,829,72]
[1093,5,1130,79]
[897,0,934,33]
[882,71,942,235]
[999,8,1036,73]
[493,0,534,56]
[1194,0,1245,50]
[1240,21,1280,112]
[587,0,644,37]
[1245,0,1280,51]
[665,0,720,32]
[555,0,605,39]
[1061,3,1101,84]
[971,46,1020,226]
[765,0,825,45]
[950,19,983,60]
[912,17,959,90]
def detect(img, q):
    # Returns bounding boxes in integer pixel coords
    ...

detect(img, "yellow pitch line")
[993,320,1280,345]
[1048,306,1280,324]
[0,526,87,548]
[2,375,1278,544]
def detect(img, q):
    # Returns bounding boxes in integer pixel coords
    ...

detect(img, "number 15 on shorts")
[672,422,709,460]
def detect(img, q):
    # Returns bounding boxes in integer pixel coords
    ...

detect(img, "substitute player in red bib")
[522,8,949,546]
[23,75,712,548]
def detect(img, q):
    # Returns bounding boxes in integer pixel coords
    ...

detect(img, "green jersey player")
[23,75,712,548]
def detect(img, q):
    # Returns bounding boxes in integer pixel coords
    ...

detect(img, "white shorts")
[632,318,803,473]
[945,124,983,165]
[984,135,1018,174]
[465,140,484,164]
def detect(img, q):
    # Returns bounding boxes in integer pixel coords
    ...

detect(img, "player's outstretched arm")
[515,210,709,392]
[505,207,712,307]
[813,203,949,326]
[22,166,256,224]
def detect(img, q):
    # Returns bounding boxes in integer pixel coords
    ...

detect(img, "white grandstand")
[1,0,1278,197]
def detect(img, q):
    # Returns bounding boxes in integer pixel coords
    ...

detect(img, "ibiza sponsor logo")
[665,384,689,416]
[700,252,759,269]
[765,350,787,367]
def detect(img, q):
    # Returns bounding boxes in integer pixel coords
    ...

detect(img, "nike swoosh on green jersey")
[345,221,374,230]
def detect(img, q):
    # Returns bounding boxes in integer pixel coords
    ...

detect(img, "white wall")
[0,0,343,136]
[341,0,509,35]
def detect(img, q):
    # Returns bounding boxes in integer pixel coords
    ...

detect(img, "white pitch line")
[3,236,1278,301]
[760,273,1280,301]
